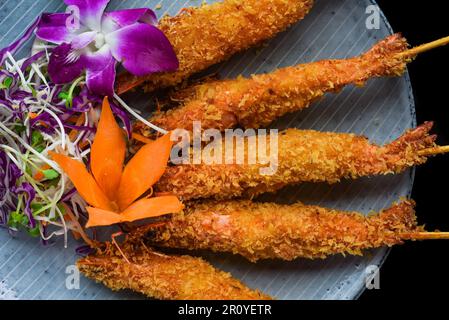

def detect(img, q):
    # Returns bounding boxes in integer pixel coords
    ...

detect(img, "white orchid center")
[94,33,106,49]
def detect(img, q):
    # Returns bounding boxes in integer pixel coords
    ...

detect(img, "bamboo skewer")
[403,232,449,240]
[397,36,449,59]
[418,145,449,157]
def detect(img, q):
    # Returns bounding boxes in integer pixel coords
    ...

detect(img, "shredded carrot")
[132,132,153,144]
[78,140,90,150]
[49,151,113,211]
[29,112,38,119]
[33,164,51,181]
[90,97,126,201]
[154,191,175,197]
[67,115,78,123]
[34,172,45,181]
[117,133,173,211]
[63,211,81,240]
[68,113,86,141]
[37,120,49,128]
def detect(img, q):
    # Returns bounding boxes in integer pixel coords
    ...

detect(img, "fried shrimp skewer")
[136,35,449,135]
[128,200,449,262]
[116,0,314,94]
[77,245,270,300]
[156,122,444,201]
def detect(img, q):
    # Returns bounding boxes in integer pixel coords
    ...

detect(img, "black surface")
[359,0,449,300]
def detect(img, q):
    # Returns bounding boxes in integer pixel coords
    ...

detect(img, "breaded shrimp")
[156,122,437,201]
[77,245,270,300]
[137,34,409,134]
[116,0,314,94]
[128,200,424,262]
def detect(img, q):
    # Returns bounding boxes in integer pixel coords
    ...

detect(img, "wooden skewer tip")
[418,146,449,157]
[398,36,449,58]
[403,232,449,240]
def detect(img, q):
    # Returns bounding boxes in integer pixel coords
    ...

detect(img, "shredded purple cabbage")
[41,224,48,246]
[12,183,37,228]
[75,245,94,256]
[20,51,46,72]
[69,86,132,137]
[61,188,77,202]
[110,100,132,138]
[0,151,22,227]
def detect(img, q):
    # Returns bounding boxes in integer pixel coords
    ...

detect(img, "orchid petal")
[64,0,110,31]
[48,43,86,84]
[90,97,126,201]
[36,13,74,44]
[106,23,179,76]
[84,45,117,96]
[71,31,97,49]
[102,8,157,34]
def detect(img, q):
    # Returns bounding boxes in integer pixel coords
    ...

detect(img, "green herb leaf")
[42,169,59,180]
[31,130,43,146]
[0,77,13,89]
[31,130,45,153]
[35,145,45,153]
[57,203,66,215]
[27,226,40,237]
[58,91,73,108]
[8,211,29,228]
[31,203,45,214]
[58,91,69,100]
[5,77,13,88]
[13,123,26,134]
[25,165,33,176]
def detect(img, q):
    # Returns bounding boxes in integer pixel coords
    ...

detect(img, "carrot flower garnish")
[50,97,183,228]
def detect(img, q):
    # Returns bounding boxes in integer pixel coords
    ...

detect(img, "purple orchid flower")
[36,0,178,96]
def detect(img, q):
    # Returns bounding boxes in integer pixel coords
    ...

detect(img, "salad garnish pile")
[0,0,180,248]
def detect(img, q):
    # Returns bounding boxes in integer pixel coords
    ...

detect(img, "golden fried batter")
[138,34,409,134]
[77,245,270,300]
[156,123,436,201]
[129,200,422,262]
[116,0,314,94]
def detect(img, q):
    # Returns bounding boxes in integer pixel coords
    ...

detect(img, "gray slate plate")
[0,0,415,300]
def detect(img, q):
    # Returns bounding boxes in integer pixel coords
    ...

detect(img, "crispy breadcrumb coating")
[116,0,314,94]
[129,200,422,262]
[156,122,436,201]
[137,34,409,135]
[77,245,270,300]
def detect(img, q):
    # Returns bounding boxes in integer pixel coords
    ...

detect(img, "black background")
[360,0,449,300]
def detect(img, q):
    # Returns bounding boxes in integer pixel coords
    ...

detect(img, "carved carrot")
[50,97,183,228]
